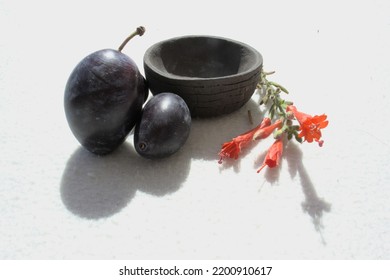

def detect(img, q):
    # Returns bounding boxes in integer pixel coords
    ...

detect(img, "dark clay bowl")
[143,35,263,118]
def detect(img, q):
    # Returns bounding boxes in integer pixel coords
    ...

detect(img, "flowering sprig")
[218,69,329,172]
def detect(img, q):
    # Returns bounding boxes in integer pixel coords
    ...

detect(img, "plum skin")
[64,49,147,155]
[134,92,191,159]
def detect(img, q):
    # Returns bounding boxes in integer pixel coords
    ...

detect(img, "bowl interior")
[148,36,260,79]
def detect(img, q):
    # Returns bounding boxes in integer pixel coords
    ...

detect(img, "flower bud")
[286,111,295,120]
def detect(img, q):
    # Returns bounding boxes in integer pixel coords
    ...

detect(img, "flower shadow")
[60,142,191,220]
[284,142,331,241]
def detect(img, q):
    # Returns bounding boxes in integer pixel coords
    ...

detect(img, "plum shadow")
[60,142,191,220]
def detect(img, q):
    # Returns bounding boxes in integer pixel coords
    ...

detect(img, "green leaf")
[269,81,289,94]
[295,135,303,143]
[269,104,275,119]
[262,95,269,105]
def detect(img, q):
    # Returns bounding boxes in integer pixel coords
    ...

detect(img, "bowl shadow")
[60,142,191,220]
[187,98,264,162]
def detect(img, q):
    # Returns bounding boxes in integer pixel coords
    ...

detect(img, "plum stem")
[118,26,145,52]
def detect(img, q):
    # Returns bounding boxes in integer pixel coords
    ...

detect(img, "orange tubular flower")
[253,119,283,140]
[257,139,283,173]
[218,117,272,163]
[287,105,328,146]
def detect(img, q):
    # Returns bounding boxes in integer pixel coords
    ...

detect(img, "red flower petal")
[287,105,328,145]
[257,139,283,173]
[218,117,275,163]
[253,119,283,140]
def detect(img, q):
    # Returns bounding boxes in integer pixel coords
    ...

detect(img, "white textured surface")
[1,0,389,259]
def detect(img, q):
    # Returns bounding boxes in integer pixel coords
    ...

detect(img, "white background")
[1,0,389,259]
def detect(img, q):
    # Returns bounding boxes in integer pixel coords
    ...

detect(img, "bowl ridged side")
[145,65,261,117]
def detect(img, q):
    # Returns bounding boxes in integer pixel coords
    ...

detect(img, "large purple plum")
[64,27,147,155]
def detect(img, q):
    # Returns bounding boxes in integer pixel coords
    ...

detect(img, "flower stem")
[257,69,301,143]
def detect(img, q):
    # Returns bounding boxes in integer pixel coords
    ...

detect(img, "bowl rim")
[144,35,263,82]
